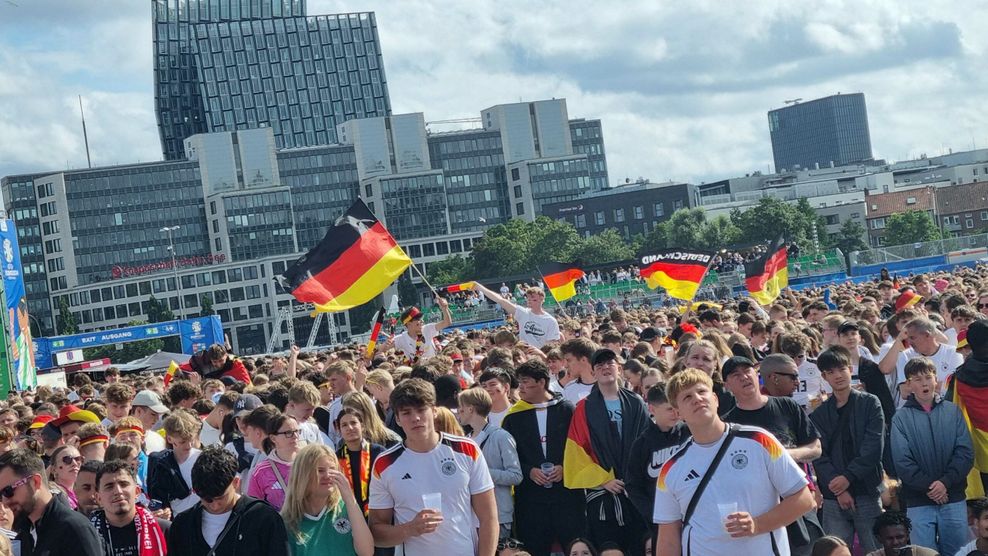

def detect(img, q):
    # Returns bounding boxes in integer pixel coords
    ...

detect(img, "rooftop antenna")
[78,95,92,168]
[784,98,802,105]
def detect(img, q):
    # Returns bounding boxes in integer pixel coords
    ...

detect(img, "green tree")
[573,229,635,264]
[470,219,533,277]
[348,300,380,336]
[700,215,741,248]
[199,294,215,317]
[832,219,868,254]
[525,216,582,269]
[396,270,419,308]
[427,255,472,288]
[666,208,707,249]
[56,297,78,335]
[885,210,941,245]
[638,221,670,254]
[730,197,821,250]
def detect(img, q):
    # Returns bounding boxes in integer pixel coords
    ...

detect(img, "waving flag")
[280,199,411,313]
[366,308,386,359]
[745,238,788,305]
[163,360,181,387]
[443,282,475,293]
[539,262,585,303]
[639,249,715,300]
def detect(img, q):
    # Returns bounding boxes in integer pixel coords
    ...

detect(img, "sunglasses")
[274,429,302,438]
[978,303,988,309]
[0,475,32,499]
[497,539,525,551]
[774,372,799,380]
[61,455,84,466]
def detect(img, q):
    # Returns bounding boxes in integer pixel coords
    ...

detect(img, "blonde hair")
[281,444,341,543]
[434,406,464,436]
[340,391,393,446]
[666,368,714,409]
[288,381,321,406]
[457,388,492,417]
[162,410,201,439]
[364,369,394,389]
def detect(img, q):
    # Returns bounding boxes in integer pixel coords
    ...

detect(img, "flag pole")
[409,261,440,298]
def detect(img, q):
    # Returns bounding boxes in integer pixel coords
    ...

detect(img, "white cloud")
[1,0,987,187]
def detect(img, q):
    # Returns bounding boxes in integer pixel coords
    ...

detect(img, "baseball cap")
[29,415,54,430]
[233,393,263,417]
[837,321,860,335]
[50,405,101,428]
[590,348,619,367]
[132,390,169,415]
[721,356,756,379]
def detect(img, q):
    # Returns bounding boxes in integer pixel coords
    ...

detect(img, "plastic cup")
[422,492,442,512]
[540,462,555,488]
[717,502,738,532]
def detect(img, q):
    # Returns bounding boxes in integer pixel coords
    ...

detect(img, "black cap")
[639,327,662,342]
[721,356,756,379]
[591,348,619,367]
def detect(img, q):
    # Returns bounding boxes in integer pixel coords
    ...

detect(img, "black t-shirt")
[103,521,140,556]
[723,396,818,448]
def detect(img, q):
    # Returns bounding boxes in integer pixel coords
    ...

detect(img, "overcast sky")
[2,0,987,185]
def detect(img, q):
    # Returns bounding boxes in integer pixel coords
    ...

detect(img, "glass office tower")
[768,93,873,172]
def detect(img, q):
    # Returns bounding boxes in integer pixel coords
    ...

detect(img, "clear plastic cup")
[717,502,738,532]
[422,492,442,512]
[540,462,555,488]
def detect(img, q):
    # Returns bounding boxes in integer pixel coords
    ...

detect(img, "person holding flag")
[389,297,452,362]
[538,262,585,304]
[472,282,560,348]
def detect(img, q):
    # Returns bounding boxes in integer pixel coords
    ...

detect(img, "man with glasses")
[778,333,828,410]
[168,446,289,555]
[722,356,824,555]
[0,448,102,555]
[760,354,803,399]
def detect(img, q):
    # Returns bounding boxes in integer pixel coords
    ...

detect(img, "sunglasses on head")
[0,475,33,499]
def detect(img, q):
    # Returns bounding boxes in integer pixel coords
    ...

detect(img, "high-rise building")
[768,93,873,172]
[153,0,390,159]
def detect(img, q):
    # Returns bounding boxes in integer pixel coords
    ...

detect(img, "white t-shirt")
[488,408,508,429]
[562,380,595,405]
[394,323,440,360]
[369,433,495,556]
[895,343,964,398]
[172,448,202,515]
[793,359,827,408]
[653,425,808,556]
[299,420,324,447]
[513,307,560,348]
[201,509,232,547]
[955,539,978,556]
[944,327,959,346]
[200,419,222,447]
[326,398,344,448]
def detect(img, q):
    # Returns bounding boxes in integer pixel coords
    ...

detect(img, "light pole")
[160,226,183,320]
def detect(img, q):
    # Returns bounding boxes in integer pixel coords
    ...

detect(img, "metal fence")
[850,233,988,266]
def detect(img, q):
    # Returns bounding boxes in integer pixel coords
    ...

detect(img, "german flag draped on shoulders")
[563,385,652,489]
[946,320,988,498]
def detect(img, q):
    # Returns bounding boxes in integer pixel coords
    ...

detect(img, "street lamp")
[160,226,183,320]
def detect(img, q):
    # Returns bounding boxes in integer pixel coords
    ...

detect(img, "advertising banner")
[0,220,36,390]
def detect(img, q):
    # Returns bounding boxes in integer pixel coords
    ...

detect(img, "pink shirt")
[246,458,291,510]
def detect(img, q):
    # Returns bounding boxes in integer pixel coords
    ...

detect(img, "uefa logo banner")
[0,220,37,392]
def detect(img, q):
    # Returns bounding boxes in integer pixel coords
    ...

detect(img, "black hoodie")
[625,421,690,522]
[167,495,289,556]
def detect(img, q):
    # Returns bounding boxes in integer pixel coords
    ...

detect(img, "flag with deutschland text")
[744,237,788,305]
[638,249,714,300]
[538,262,585,303]
[280,199,411,313]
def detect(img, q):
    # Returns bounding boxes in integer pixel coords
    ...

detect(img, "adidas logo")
[684,469,700,482]
[401,473,412,480]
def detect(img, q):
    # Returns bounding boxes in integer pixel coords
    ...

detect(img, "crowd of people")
[9,266,988,555]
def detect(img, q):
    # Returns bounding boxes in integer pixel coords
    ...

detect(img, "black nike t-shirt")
[723,396,818,448]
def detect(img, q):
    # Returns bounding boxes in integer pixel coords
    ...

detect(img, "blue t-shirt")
[604,398,623,437]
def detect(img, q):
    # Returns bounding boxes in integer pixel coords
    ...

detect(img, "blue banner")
[0,220,36,390]
[36,315,224,370]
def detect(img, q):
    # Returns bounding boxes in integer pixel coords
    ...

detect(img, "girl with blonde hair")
[281,444,374,555]
[341,391,401,447]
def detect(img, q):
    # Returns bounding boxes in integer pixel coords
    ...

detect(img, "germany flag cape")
[280,199,411,313]
[744,237,788,305]
[563,398,615,488]
[947,370,988,498]
[638,249,714,301]
[538,262,584,303]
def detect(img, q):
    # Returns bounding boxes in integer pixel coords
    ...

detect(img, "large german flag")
[744,238,788,305]
[539,262,584,302]
[563,399,614,489]
[949,375,988,498]
[638,249,714,300]
[280,200,411,313]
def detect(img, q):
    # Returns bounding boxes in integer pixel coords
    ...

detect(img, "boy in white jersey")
[653,369,814,556]
[369,378,498,556]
